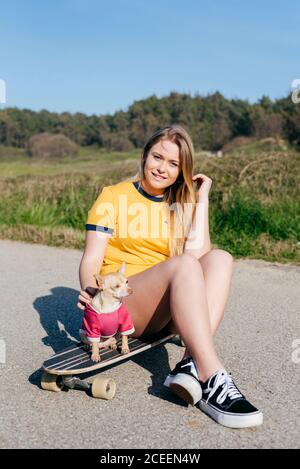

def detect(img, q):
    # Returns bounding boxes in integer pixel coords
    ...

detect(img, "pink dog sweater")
[80,302,135,343]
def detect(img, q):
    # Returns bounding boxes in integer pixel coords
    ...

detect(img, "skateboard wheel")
[91,376,116,400]
[41,371,63,392]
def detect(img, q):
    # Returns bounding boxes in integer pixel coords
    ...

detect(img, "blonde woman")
[78,125,263,428]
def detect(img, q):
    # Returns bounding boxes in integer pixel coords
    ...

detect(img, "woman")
[78,125,263,428]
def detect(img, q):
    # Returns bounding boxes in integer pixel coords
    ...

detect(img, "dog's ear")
[93,274,104,290]
[118,261,126,276]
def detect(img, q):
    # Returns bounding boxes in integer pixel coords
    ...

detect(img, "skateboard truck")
[62,376,90,392]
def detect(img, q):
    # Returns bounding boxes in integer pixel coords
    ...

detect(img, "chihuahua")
[79,262,134,362]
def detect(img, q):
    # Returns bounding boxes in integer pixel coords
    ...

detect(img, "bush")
[27,132,79,159]
[222,136,255,153]
[108,133,135,152]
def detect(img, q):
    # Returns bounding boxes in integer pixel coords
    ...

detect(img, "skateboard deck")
[41,332,176,399]
[43,332,175,375]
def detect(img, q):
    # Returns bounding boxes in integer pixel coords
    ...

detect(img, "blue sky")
[0,0,299,116]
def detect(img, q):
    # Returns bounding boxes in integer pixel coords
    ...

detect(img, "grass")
[0,146,140,176]
[0,141,299,264]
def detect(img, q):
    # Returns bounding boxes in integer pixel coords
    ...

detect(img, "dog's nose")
[127,287,133,294]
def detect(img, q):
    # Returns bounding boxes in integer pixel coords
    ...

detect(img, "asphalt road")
[0,239,299,449]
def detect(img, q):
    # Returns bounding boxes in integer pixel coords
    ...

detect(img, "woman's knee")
[201,248,233,270]
[213,249,233,265]
[170,252,204,277]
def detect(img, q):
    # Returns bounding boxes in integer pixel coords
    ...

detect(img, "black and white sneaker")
[198,369,263,428]
[164,357,202,405]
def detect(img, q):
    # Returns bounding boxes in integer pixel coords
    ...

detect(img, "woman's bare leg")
[179,249,234,359]
[200,249,233,331]
[122,252,224,381]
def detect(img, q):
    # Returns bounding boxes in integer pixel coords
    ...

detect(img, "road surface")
[0,239,299,448]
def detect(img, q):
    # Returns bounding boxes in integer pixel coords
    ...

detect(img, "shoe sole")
[164,374,202,406]
[198,400,264,428]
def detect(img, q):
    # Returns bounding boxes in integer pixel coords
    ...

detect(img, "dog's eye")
[115,284,120,288]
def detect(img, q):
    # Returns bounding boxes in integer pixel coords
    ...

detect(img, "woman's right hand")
[77,287,98,311]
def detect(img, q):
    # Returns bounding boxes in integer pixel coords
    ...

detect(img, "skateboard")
[41,332,176,400]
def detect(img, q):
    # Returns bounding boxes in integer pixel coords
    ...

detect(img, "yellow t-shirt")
[86,180,171,277]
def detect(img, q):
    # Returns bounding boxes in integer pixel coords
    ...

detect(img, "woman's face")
[142,139,181,195]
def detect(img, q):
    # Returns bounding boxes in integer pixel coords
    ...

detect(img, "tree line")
[0,91,299,152]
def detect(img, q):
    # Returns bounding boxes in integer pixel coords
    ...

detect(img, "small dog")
[79,262,135,362]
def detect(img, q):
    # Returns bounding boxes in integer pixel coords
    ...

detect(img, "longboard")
[41,332,176,399]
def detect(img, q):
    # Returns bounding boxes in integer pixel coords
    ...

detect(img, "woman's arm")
[183,173,212,259]
[77,230,110,309]
[79,258,101,292]
[183,196,211,259]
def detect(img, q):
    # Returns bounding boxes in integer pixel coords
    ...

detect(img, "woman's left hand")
[192,173,212,201]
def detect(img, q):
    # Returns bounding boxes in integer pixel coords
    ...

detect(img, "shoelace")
[205,370,243,404]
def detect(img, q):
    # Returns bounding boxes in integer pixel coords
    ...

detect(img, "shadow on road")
[33,286,82,352]
[131,340,188,407]
[29,286,82,388]
[30,288,186,405]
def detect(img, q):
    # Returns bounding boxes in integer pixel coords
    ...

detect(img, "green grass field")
[0,140,299,264]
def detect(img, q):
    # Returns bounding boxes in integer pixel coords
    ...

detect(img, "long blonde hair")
[127,125,197,257]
